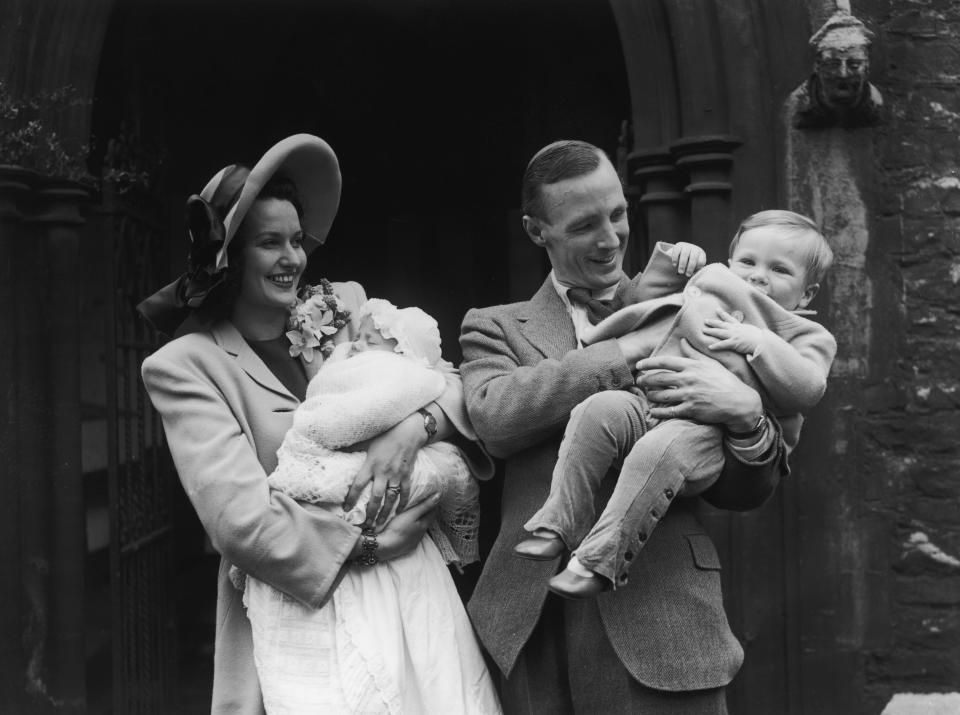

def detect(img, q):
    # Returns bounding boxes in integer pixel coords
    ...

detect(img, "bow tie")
[567,287,623,325]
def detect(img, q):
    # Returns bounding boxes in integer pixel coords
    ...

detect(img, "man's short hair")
[521,140,609,220]
[729,209,834,285]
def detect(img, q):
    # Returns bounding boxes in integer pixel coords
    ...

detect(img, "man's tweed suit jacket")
[460,276,784,691]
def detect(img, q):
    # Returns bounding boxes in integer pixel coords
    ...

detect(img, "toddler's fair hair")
[729,210,834,284]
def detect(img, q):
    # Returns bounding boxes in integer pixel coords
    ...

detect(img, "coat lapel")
[210,320,298,403]
[519,278,577,359]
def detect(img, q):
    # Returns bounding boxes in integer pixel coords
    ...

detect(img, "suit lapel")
[210,320,298,403]
[519,278,577,359]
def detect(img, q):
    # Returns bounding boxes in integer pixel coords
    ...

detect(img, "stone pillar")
[781,10,885,709]
[671,134,742,259]
[629,147,688,247]
[782,115,878,714]
[0,166,34,714]
[29,181,90,713]
[3,171,90,714]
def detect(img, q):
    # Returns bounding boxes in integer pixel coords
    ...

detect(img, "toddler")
[515,210,837,599]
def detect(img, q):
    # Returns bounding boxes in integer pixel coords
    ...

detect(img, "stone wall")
[850,0,960,710]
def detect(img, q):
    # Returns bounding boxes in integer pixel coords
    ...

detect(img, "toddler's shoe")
[514,534,565,561]
[548,567,605,600]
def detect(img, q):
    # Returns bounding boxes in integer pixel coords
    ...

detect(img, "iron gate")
[102,185,177,714]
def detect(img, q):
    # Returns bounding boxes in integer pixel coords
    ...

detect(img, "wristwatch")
[726,413,767,440]
[418,407,438,439]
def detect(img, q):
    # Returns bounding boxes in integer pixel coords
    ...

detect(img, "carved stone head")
[790,11,883,129]
[811,12,874,111]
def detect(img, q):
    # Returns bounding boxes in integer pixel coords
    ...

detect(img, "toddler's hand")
[703,309,765,356]
[668,242,707,276]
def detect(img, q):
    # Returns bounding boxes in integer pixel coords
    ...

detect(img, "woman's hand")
[635,338,763,432]
[371,492,440,561]
[343,412,429,528]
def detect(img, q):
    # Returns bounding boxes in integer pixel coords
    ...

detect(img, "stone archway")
[0,0,115,165]
[4,0,633,711]
[5,1,876,712]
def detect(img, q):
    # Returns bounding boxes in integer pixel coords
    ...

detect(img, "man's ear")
[797,283,820,309]
[522,215,546,247]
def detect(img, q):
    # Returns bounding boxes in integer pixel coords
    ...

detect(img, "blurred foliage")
[0,80,95,184]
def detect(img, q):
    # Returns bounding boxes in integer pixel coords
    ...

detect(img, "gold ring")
[386,484,402,495]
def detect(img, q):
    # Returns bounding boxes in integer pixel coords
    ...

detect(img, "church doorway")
[90,1,630,709]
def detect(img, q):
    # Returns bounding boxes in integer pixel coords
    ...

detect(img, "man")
[460,140,786,713]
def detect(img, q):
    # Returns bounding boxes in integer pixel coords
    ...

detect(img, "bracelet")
[356,528,379,567]
[725,413,767,440]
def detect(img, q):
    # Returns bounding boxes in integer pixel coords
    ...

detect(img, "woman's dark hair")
[257,175,304,220]
[197,175,304,323]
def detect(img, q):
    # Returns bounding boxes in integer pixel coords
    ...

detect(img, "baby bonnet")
[359,298,443,367]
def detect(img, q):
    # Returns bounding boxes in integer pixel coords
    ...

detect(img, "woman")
[138,135,497,714]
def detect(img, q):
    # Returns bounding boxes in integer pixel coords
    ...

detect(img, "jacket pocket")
[685,533,722,571]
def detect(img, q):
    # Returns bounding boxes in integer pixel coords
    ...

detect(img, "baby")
[237,298,496,714]
[265,297,479,566]
[515,210,838,599]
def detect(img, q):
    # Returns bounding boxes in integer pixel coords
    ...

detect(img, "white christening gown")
[244,534,501,715]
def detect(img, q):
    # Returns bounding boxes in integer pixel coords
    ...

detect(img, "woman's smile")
[260,268,303,301]
[267,273,298,289]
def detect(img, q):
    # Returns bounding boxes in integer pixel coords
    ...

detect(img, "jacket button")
[638,532,647,542]
[624,551,633,561]
[651,509,659,519]
[619,574,628,583]
[664,488,675,499]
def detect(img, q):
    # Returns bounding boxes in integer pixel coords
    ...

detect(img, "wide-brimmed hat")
[137,134,341,335]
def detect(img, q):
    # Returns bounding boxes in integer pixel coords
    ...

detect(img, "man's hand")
[635,338,763,432]
[703,309,766,356]
[343,412,429,528]
[668,242,707,276]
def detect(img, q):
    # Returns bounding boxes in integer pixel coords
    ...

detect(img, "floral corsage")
[286,279,352,362]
